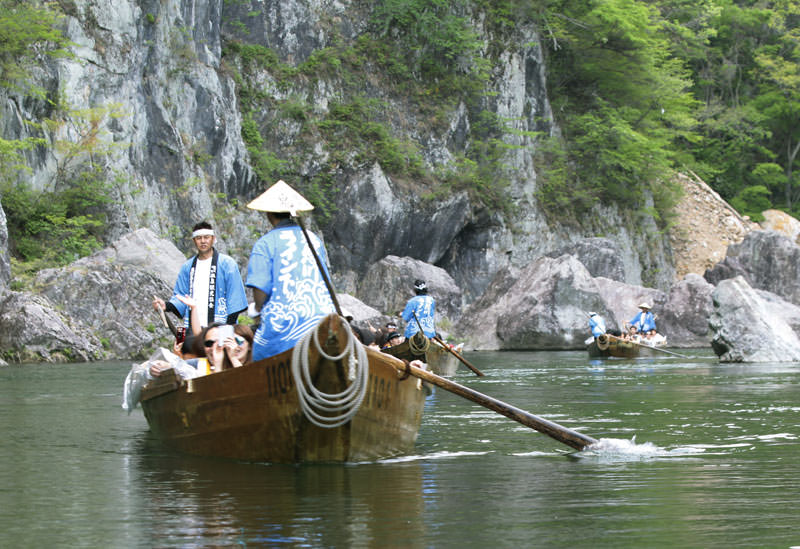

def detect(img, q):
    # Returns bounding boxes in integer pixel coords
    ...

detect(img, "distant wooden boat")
[587,333,668,358]
[426,341,464,377]
[380,332,463,376]
[138,314,426,463]
[380,331,428,362]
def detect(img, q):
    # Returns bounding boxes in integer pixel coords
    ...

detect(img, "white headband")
[192,229,215,238]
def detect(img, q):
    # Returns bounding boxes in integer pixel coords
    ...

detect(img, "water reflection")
[129,437,428,546]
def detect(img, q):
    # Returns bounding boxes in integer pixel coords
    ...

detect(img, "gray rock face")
[83,228,187,287]
[709,277,800,362]
[356,255,462,327]
[35,258,174,360]
[0,291,102,362]
[656,274,714,347]
[547,238,627,282]
[0,197,9,290]
[705,230,800,305]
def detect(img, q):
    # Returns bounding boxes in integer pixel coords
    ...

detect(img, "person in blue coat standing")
[244,180,335,361]
[629,302,656,334]
[402,279,436,338]
[588,312,606,338]
[152,221,248,335]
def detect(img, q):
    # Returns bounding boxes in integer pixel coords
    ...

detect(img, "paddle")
[412,311,484,377]
[606,333,691,359]
[393,358,596,451]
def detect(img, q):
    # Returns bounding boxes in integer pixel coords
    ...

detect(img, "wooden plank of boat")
[139,314,426,463]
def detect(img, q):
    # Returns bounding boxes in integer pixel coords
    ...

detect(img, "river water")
[1,349,799,547]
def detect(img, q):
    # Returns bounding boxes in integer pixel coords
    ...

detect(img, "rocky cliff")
[2,0,676,304]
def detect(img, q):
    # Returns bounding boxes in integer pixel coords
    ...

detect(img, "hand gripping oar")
[411,311,484,376]
[154,294,177,336]
[393,358,596,451]
[607,334,691,359]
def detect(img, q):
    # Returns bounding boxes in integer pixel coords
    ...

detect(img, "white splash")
[576,436,706,461]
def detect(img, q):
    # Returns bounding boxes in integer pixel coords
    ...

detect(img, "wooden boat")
[380,331,428,362]
[381,332,467,376]
[138,314,426,463]
[425,341,464,377]
[587,333,668,358]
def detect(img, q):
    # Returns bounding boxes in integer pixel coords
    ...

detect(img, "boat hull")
[140,316,426,463]
[587,335,640,358]
[426,342,462,377]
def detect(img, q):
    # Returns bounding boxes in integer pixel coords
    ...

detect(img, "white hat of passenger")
[247,180,314,215]
[638,302,651,310]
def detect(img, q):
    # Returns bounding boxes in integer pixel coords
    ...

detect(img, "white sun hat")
[246,180,314,216]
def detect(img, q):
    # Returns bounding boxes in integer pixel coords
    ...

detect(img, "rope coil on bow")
[291,316,369,429]
[408,331,430,355]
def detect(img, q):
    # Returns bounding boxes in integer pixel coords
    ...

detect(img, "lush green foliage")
[0,0,71,94]
[2,169,110,267]
[0,2,119,275]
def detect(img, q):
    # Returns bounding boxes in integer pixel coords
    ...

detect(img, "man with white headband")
[152,221,248,333]
[402,278,436,339]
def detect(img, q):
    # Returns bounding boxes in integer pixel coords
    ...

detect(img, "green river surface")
[1,349,799,548]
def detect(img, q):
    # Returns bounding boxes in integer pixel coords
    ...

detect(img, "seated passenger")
[381,331,405,349]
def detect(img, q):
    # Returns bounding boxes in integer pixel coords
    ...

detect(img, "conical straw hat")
[246,180,314,215]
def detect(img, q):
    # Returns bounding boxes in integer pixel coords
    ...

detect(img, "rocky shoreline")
[2,177,800,364]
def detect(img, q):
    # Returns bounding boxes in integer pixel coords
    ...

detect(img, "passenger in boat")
[245,180,335,361]
[629,303,656,335]
[381,331,405,349]
[152,221,248,335]
[402,279,436,339]
[203,323,255,371]
[588,312,606,338]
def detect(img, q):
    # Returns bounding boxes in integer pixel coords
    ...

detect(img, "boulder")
[760,209,800,244]
[0,291,103,363]
[704,230,800,306]
[547,237,627,282]
[356,255,462,326]
[656,274,714,347]
[709,276,800,362]
[85,228,187,287]
[34,258,173,360]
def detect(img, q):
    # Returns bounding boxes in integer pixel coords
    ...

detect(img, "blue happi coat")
[246,220,335,361]
[402,295,436,338]
[630,310,656,333]
[168,250,248,330]
[589,315,606,337]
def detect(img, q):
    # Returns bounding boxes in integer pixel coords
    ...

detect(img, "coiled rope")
[408,331,430,355]
[291,317,370,428]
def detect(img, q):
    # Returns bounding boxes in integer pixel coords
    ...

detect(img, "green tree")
[536,0,698,223]
[749,0,800,210]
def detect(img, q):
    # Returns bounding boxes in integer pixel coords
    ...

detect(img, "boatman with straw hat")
[245,180,335,360]
[629,302,656,334]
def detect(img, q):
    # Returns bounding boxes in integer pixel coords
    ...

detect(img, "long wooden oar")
[432,334,485,376]
[394,359,596,451]
[607,334,690,359]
